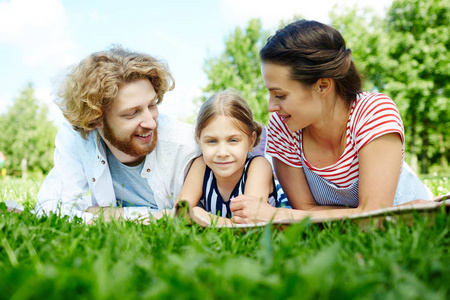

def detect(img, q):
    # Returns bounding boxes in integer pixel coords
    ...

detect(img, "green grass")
[1,176,449,299]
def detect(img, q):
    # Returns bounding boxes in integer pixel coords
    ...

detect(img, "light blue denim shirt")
[35,114,200,223]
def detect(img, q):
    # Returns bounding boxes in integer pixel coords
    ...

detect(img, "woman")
[230,19,433,223]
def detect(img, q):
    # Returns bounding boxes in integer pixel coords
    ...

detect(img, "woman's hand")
[230,195,278,224]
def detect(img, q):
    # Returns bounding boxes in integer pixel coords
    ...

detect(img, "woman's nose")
[268,98,280,113]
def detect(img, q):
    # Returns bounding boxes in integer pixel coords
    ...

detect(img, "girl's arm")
[242,156,275,200]
[176,156,205,207]
[176,156,235,226]
[232,133,411,223]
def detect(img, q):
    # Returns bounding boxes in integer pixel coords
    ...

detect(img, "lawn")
[1,176,449,300]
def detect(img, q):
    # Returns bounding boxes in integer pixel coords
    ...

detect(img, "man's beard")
[102,119,158,158]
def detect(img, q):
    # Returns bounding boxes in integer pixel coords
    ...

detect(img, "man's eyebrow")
[119,95,158,113]
[118,106,139,114]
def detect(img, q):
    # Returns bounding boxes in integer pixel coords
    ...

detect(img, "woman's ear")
[314,78,332,93]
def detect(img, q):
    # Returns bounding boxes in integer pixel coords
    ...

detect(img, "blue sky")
[0,0,393,125]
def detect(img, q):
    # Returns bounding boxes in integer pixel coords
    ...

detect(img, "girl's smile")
[199,115,255,184]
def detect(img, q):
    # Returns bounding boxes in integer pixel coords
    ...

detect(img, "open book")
[173,199,450,229]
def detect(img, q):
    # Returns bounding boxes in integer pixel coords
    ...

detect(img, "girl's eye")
[207,140,217,144]
[229,138,238,143]
[275,94,285,100]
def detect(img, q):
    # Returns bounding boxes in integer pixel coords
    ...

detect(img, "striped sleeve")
[266,113,302,168]
[352,93,405,153]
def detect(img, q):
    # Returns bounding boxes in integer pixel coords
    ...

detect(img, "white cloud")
[159,86,202,122]
[0,0,77,67]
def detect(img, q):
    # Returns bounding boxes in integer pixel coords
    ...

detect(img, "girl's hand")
[230,195,278,224]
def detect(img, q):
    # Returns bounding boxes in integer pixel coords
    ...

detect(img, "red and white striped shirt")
[266,92,405,188]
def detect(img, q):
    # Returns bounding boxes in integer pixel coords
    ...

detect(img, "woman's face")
[261,62,321,132]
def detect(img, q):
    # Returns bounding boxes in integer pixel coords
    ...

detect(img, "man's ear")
[95,118,103,129]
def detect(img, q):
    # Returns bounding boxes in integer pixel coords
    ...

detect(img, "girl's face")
[199,115,256,182]
[261,62,322,132]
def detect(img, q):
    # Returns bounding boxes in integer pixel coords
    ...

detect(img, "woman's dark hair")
[260,19,362,107]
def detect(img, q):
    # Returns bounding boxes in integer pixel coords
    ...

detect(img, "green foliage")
[384,0,450,173]
[331,0,449,173]
[0,83,57,177]
[203,2,449,173]
[1,201,449,299]
[1,178,450,299]
[202,19,270,124]
[330,7,392,92]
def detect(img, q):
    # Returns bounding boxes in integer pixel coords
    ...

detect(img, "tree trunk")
[21,158,27,180]
[438,133,448,169]
[420,130,429,174]
[409,113,418,172]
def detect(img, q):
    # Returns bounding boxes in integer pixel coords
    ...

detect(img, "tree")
[202,6,449,173]
[331,1,449,173]
[202,19,270,124]
[330,6,393,92]
[0,83,57,177]
[384,0,450,173]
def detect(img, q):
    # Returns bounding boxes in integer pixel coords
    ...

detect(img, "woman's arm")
[231,133,405,223]
[356,132,403,210]
[231,157,315,222]
[272,158,316,209]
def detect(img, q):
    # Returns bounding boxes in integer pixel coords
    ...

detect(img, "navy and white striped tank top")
[198,155,278,218]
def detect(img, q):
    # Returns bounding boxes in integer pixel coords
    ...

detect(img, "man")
[35,46,200,224]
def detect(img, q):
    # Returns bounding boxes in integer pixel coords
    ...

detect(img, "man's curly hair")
[56,45,174,139]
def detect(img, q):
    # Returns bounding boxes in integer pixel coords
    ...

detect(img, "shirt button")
[101,160,105,165]
[147,169,150,172]
[92,178,96,182]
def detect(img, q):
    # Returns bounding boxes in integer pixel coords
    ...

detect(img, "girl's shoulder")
[246,155,273,172]
[190,155,207,172]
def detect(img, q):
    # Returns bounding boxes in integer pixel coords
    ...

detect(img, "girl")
[177,90,278,225]
[230,19,434,223]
